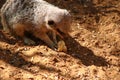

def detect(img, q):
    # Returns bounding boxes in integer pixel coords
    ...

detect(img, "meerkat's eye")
[48,20,55,26]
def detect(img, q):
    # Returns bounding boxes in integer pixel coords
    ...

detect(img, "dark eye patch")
[48,20,55,25]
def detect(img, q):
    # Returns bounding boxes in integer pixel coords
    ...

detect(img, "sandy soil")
[0,0,120,80]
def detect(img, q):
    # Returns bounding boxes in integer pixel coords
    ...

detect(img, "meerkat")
[0,0,71,50]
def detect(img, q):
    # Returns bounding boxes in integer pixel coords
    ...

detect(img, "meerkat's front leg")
[52,29,64,43]
[52,31,57,45]
[34,31,57,50]
[1,13,10,32]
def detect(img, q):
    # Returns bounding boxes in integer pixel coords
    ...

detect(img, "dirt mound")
[0,0,120,80]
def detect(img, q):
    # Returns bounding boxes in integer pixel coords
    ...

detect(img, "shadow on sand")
[64,36,108,66]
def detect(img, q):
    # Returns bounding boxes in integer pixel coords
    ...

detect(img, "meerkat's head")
[45,9,71,37]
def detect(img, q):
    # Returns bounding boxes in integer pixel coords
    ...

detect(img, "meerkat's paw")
[24,37,36,45]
